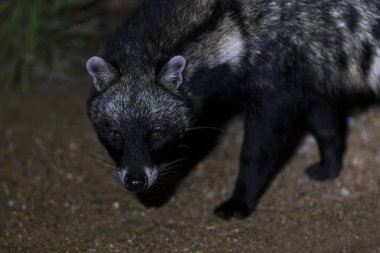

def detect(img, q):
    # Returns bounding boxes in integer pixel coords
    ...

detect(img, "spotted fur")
[87,0,380,219]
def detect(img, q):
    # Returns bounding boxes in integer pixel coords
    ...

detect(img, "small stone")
[8,199,16,207]
[112,202,120,209]
[69,142,78,151]
[345,218,354,227]
[205,191,215,200]
[340,187,351,197]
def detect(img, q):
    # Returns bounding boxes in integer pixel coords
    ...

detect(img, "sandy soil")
[0,85,379,253]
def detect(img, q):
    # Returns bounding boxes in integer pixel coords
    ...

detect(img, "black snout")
[124,174,147,192]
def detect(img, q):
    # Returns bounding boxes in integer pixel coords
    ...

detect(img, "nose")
[124,174,147,192]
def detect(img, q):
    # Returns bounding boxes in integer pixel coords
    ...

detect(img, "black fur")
[371,18,380,40]
[361,42,374,76]
[87,0,380,220]
[343,4,359,32]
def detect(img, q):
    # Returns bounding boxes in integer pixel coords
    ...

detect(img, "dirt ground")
[0,83,379,253]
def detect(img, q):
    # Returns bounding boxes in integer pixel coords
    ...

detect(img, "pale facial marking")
[144,167,158,188]
[118,168,128,184]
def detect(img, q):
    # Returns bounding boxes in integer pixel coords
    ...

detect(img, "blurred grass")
[0,0,106,92]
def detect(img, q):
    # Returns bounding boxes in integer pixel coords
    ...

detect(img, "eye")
[111,130,123,142]
[149,129,162,142]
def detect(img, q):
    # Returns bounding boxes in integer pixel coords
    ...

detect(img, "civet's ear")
[157,55,187,92]
[86,56,119,91]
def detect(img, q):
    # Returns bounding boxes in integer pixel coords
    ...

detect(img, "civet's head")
[86,56,191,192]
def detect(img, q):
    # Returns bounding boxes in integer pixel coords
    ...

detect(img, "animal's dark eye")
[111,130,123,142]
[149,129,162,142]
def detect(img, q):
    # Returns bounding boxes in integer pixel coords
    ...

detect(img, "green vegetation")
[0,0,104,92]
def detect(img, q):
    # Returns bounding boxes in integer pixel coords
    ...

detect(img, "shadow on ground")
[0,83,379,252]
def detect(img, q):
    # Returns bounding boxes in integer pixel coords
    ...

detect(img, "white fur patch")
[368,48,380,93]
[217,31,245,69]
[117,168,128,183]
[144,167,158,188]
